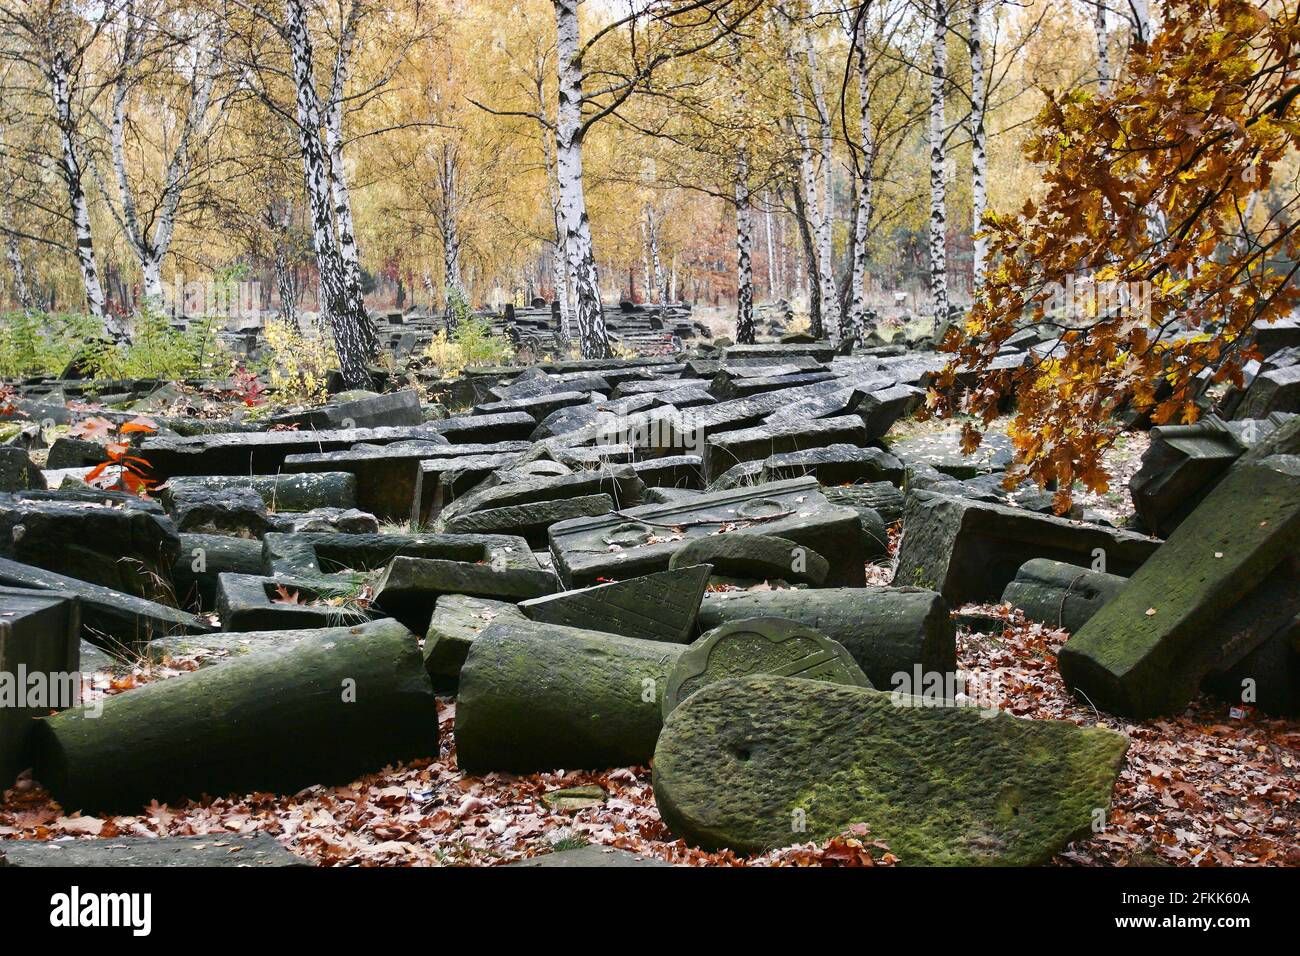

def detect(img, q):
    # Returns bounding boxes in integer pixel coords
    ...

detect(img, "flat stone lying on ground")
[652,674,1129,864]
[424,595,527,690]
[160,472,359,512]
[0,834,306,867]
[31,619,437,813]
[502,845,671,868]
[455,618,686,774]
[518,564,711,644]
[373,551,556,633]
[669,533,828,586]
[548,477,867,589]
[1060,453,1300,718]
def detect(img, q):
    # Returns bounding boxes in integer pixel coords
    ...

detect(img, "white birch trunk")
[285,0,374,387]
[801,29,839,335]
[735,174,755,345]
[554,0,610,358]
[646,204,667,309]
[5,233,33,311]
[969,0,988,294]
[928,0,950,330]
[326,3,367,321]
[1094,1,1112,95]
[847,13,875,343]
[50,53,112,333]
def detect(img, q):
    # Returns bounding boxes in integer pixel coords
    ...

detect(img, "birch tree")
[927,0,949,330]
[968,0,987,292]
[101,0,222,308]
[0,1,123,334]
[323,0,367,328]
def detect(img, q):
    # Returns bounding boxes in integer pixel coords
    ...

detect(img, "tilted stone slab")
[652,674,1129,863]
[519,565,711,644]
[373,552,556,633]
[424,595,526,690]
[663,618,870,717]
[548,478,867,589]
[431,411,537,444]
[443,494,615,547]
[669,532,828,586]
[456,618,687,773]
[269,388,424,431]
[1060,455,1300,717]
[760,444,905,488]
[413,452,534,525]
[31,620,437,813]
[702,416,869,484]
[434,466,645,528]
[896,490,1161,606]
[697,587,955,690]
[0,556,212,645]
[215,573,377,631]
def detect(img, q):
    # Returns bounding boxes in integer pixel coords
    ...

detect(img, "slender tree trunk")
[326,4,367,324]
[439,146,466,331]
[764,202,776,298]
[554,0,610,358]
[969,0,988,294]
[928,0,950,330]
[1129,0,1152,45]
[1094,1,1112,95]
[791,179,823,338]
[50,54,114,334]
[802,30,839,335]
[5,233,33,311]
[735,167,755,344]
[284,0,375,388]
[645,204,667,311]
[848,14,875,344]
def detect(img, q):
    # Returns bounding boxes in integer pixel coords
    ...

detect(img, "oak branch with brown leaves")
[932,0,1300,511]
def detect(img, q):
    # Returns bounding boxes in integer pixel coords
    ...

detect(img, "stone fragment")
[519,565,711,644]
[1001,559,1128,634]
[652,674,1129,863]
[662,617,870,717]
[0,834,305,867]
[669,533,828,586]
[423,595,527,690]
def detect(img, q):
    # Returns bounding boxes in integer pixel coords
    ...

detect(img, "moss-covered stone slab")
[456,619,686,774]
[1001,559,1127,634]
[697,588,955,690]
[424,594,526,690]
[502,845,671,867]
[519,565,711,644]
[652,674,1129,864]
[1060,455,1300,717]
[669,533,828,586]
[664,618,870,718]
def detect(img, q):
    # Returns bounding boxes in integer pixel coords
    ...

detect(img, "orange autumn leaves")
[70,415,160,495]
[930,0,1300,510]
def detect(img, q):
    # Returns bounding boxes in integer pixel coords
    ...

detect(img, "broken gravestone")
[669,533,829,586]
[652,674,1129,864]
[518,564,711,644]
[1059,454,1300,718]
[662,618,870,717]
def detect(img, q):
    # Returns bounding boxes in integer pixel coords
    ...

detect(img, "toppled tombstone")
[669,532,828,586]
[518,565,711,644]
[147,618,411,671]
[373,549,556,633]
[0,587,80,787]
[759,445,905,487]
[652,674,1129,863]
[456,618,687,774]
[30,619,437,813]
[268,388,424,430]
[887,430,1013,479]
[896,490,1161,606]
[0,834,305,868]
[215,573,376,631]
[168,486,270,538]
[822,482,905,524]
[1059,454,1300,718]
[443,493,615,546]
[161,472,359,513]
[662,617,870,717]
[1001,559,1128,634]
[703,416,869,484]
[0,495,181,603]
[424,595,527,691]
[548,477,867,589]
[697,587,955,689]
[0,556,212,645]
[172,533,262,610]
[1129,414,1295,537]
